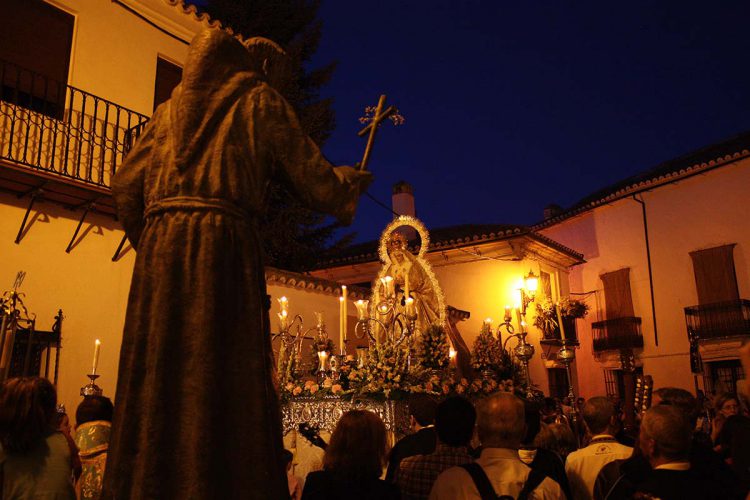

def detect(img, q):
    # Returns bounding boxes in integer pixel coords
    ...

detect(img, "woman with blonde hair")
[302,410,399,499]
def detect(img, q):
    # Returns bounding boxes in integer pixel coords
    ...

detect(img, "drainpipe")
[632,195,659,346]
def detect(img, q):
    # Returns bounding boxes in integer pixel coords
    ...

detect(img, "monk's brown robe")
[102,31,367,500]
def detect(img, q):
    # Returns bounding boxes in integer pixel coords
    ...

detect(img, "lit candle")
[317,350,328,372]
[278,310,289,331]
[355,299,369,320]
[404,274,410,299]
[92,339,101,376]
[555,302,567,341]
[449,347,457,367]
[278,296,289,313]
[482,318,492,335]
[504,305,512,323]
[405,297,416,317]
[382,276,395,298]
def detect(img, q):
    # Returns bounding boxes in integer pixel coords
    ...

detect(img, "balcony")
[0,59,148,215]
[591,316,644,352]
[684,299,750,341]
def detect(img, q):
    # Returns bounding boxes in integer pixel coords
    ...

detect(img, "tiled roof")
[534,130,750,229]
[316,223,582,268]
[265,267,369,299]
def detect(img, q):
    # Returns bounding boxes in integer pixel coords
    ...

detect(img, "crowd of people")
[1,375,748,499]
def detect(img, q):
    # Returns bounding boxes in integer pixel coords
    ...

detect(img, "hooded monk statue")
[102,30,372,499]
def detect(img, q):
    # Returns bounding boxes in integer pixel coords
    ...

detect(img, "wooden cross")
[357,94,397,170]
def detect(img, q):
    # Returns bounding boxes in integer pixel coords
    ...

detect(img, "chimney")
[543,204,563,220]
[392,181,417,240]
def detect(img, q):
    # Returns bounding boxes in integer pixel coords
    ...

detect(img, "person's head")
[435,396,476,447]
[323,410,388,481]
[476,393,525,449]
[714,393,740,418]
[653,387,699,427]
[639,405,692,467]
[582,396,617,435]
[547,422,578,459]
[75,395,114,427]
[282,448,294,472]
[408,393,438,429]
[0,377,57,453]
[386,232,409,263]
[521,399,542,446]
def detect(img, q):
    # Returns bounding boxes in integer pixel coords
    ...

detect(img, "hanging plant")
[533,296,589,335]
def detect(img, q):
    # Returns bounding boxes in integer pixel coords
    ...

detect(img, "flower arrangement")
[533,296,590,336]
[281,377,347,401]
[347,341,411,398]
[416,324,450,371]
[471,326,504,373]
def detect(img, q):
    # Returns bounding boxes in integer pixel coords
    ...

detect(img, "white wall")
[540,157,750,396]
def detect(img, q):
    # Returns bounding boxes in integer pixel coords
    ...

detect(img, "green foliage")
[533,296,590,334]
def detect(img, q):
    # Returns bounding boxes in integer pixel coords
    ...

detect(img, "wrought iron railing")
[0,59,149,189]
[592,316,643,352]
[684,299,750,341]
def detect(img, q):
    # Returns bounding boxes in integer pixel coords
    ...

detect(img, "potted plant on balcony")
[533,296,589,341]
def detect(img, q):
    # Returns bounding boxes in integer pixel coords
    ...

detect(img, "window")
[0,0,74,117]
[689,245,739,305]
[603,367,643,400]
[600,268,635,320]
[705,360,745,395]
[153,57,182,110]
[547,367,569,399]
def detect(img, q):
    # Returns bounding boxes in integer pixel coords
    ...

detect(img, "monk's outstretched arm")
[252,85,372,225]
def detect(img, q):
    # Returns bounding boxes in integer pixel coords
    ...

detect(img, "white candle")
[404,274,410,299]
[449,347,457,367]
[555,303,567,341]
[339,295,345,352]
[92,339,101,375]
[342,286,348,346]
[504,305,512,323]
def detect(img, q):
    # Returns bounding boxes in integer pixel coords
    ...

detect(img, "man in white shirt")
[429,393,561,499]
[565,397,632,500]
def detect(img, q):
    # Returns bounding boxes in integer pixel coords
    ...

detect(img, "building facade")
[537,132,750,399]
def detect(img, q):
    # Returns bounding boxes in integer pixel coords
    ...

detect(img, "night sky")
[306,1,750,243]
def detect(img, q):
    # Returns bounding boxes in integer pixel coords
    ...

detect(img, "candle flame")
[449,348,457,359]
[484,317,493,324]
[95,339,101,346]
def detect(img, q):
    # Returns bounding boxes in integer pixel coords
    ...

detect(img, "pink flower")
[332,384,342,394]
[442,384,450,395]
[322,378,333,388]
[292,387,302,396]
[285,383,294,392]
[309,384,319,394]
[425,382,433,392]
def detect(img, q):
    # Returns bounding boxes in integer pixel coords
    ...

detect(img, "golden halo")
[378,215,431,264]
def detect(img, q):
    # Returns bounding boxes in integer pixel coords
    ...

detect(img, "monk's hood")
[167,30,263,172]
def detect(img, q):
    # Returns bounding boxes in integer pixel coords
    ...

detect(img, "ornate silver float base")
[281,396,411,438]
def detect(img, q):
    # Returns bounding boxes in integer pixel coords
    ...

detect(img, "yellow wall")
[540,157,750,396]
[0,191,134,418]
[49,0,207,115]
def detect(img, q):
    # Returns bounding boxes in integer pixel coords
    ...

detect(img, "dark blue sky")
[307,1,750,243]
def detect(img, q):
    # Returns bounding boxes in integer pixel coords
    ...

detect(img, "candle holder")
[556,338,581,446]
[497,316,537,401]
[80,374,103,397]
[316,350,329,383]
